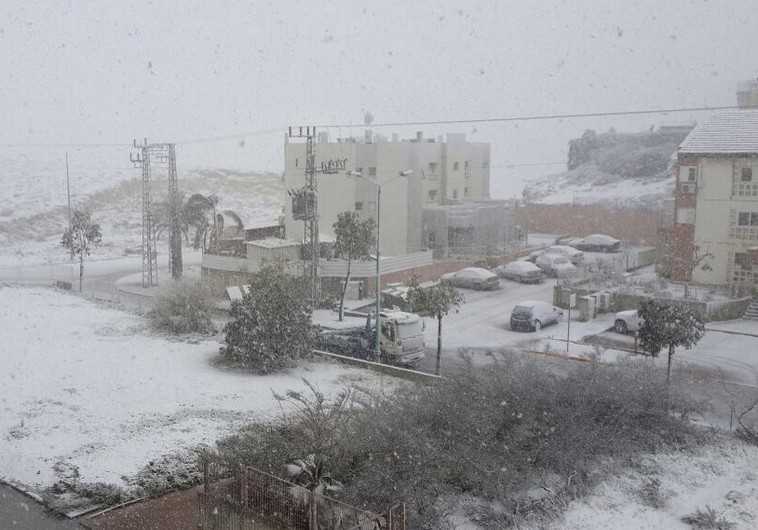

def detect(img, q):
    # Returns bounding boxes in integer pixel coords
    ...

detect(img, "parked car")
[440,267,500,290]
[494,260,544,283]
[614,309,642,334]
[510,301,563,332]
[535,253,578,277]
[528,245,584,265]
[570,234,621,253]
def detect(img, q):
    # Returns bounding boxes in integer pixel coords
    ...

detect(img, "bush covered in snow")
[148,279,216,334]
[209,356,702,529]
[220,264,316,373]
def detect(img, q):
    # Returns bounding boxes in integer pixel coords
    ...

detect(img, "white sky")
[1,0,756,197]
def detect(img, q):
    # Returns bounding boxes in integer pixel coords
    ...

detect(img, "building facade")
[283,131,492,257]
[672,105,758,287]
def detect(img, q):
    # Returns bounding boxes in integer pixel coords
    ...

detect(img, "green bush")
[148,279,216,334]
[209,356,702,528]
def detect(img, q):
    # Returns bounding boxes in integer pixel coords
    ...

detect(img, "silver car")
[510,301,564,332]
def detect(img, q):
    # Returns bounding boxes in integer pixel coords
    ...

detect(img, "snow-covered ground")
[0,286,386,491]
[543,437,758,530]
[527,173,673,207]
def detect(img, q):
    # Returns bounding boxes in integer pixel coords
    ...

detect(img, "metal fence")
[197,462,403,530]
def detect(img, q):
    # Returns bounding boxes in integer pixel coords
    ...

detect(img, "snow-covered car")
[494,260,544,283]
[535,253,578,277]
[510,301,563,332]
[614,310,643,334]
[570,234,621,253]
[440,267,500,290]
[528,245,584,265]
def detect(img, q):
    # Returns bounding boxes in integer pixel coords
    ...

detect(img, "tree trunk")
[79,255,84,292]
[339,259,352,321]
[436,315,442,375]
[666,344,674,386]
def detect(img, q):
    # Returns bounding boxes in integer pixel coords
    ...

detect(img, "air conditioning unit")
[679,182,696,194]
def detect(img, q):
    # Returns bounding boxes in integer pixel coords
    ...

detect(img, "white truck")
[315,309,426,367]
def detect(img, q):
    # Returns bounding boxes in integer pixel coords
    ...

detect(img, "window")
[428,189,438,201]
[742,167,753,182]
[464,160,469,169]
[452,189,458,199]
[687,167,696,181]
[735,252,752,269]
[354,201,363,211]
[368,167,376,176]
[428,162,438,173]
[464,186,470,197]
[453,161,459,171]
[482,160,489,169]
[737,212,758,226]
[295,158,299,168]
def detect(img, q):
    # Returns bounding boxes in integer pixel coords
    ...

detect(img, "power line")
[0,103,736,148]
[318,104,737,129]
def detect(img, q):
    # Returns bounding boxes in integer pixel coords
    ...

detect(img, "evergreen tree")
[61,209,103,291]
[333,211,376,321]
[638,300,705,386]
[406,277,464,375]
[221,264,316,373]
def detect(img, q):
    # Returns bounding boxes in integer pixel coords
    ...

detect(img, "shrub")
[638,477,665,509]
[148,279,216,334]
[210,356,701,529]
[681,505,736,529]
[220,264,316,373]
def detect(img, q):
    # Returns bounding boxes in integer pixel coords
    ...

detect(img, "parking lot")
[420,276,758,387]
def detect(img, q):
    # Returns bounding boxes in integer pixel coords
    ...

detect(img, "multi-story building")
[672,83,758,286]
[283,131,495,257]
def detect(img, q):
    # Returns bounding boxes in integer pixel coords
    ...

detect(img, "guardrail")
[312,349,442,383]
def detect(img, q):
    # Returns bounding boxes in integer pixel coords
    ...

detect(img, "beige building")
[672,102,758,286]
[283,131,492,257]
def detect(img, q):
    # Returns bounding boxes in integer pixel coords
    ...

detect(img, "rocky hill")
[524,127,692,207]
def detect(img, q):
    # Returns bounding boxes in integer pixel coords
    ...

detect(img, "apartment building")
[672,85,758,286]
[283,131,493,257]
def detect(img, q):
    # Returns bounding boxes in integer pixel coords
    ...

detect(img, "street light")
[346,168,413,360]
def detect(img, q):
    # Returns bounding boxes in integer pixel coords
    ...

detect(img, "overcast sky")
[1,0,756,197]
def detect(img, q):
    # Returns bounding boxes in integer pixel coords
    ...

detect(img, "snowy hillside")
[523,127,690,207]
[0,147,284,267]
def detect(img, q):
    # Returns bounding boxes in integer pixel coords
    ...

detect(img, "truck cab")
[378,310,426,365]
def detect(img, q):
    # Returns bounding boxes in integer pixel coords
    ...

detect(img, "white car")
[570,234,621,253]
[494,260,544,283]
[510,301,564,332]
[614,310,642,334]
[535,253,578,278]
[440,267,501,290]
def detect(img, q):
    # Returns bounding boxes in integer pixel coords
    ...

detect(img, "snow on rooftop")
[247,238,300,249]
[679,109,758,155]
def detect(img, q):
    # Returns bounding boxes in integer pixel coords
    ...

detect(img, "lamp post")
[347,169,413,360]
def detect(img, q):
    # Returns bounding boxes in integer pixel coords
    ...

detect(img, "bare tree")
[61,209,102,291]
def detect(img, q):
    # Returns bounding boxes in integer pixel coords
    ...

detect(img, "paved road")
[0,484,78,529]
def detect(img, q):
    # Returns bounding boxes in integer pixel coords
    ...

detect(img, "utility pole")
[65,152,74,261]
[288,126,320,304]
[130,140,182,287]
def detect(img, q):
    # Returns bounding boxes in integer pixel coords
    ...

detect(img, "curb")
[705,327,758,339]
[0,476,45,504]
